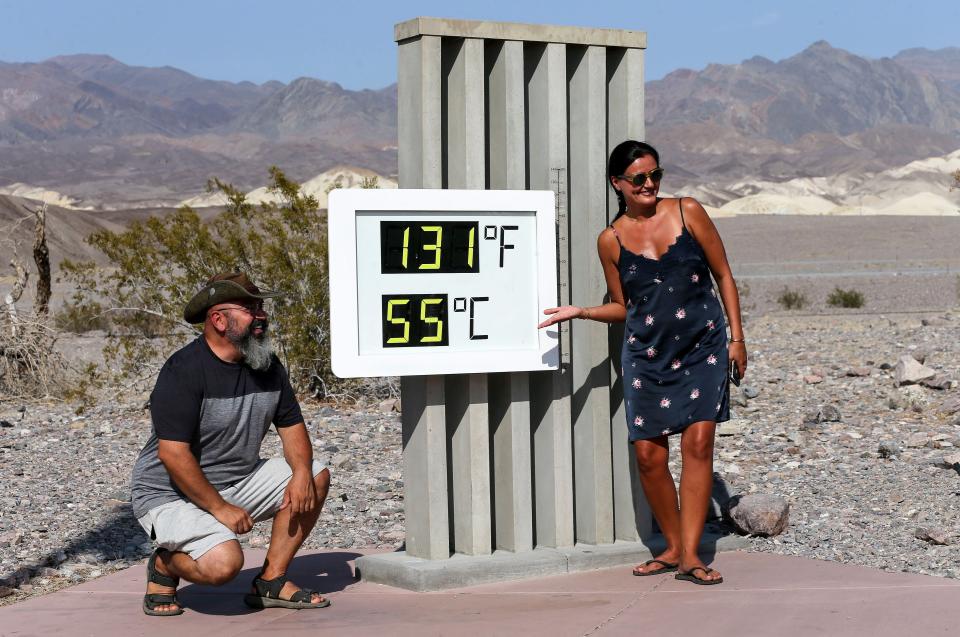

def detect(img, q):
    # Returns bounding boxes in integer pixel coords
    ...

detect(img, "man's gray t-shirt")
[130,336,303,518]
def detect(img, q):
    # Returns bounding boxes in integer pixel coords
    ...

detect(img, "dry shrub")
[826,287,865,309]
[59,168,388,403]
[0,315,68,400]
[776,287,808,310]
[53,301,112,334]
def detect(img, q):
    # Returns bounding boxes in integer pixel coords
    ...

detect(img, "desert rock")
[727,494,790,536]
[894,355,937,386]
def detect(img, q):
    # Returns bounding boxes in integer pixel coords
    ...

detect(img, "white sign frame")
[328,189,559,377]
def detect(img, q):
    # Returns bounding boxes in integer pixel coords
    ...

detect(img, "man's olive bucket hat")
[183,272,280,324]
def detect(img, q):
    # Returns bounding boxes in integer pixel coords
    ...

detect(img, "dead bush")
[0,316,68,400]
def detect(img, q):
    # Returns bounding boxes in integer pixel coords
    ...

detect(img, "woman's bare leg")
[677,420,721,582]
[632,436,682,574]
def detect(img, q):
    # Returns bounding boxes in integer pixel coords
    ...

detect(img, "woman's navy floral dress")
[614,201,730,441]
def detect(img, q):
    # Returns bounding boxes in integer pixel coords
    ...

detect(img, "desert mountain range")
[0,43,958,212]
[0,54,397,208]
[650,43,960,199]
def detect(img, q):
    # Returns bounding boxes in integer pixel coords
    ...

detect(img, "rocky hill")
[893,47,960,92]
[0,195,141,268]
[232,78,396,144]
[0,45,958,209]
[647,42,960,195]
[44,54,280,115]
[0,55,397,208]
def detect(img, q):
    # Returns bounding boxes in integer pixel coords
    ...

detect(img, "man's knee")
[197,541,244,585]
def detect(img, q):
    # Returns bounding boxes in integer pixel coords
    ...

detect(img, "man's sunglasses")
[213,303,265,317]
[617,168,665,186]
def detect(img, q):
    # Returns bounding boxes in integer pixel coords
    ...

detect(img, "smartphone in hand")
[729,361,741,387]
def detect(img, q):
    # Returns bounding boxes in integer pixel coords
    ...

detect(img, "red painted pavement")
[1,549,958,636]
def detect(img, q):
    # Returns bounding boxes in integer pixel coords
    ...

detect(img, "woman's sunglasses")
[617,168,665,186]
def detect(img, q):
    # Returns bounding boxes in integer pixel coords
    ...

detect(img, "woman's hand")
[729,341,747,380]
[538,305,583,329]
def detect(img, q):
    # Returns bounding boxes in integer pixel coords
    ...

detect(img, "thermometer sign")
[328,189,558,377]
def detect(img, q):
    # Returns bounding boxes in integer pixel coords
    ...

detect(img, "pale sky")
[2,0,957,89]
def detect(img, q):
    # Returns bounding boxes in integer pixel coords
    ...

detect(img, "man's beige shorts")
[137,458,327,559]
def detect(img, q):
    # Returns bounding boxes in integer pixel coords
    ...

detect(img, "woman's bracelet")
[730,338,745,343]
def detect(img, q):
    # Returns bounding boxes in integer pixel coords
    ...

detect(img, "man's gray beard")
[225,318,274,371]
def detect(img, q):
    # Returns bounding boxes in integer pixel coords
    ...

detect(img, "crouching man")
[130,272,331,616]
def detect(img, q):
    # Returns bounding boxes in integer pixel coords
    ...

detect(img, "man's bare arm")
[157,439,253,534]
[275,423,317,515]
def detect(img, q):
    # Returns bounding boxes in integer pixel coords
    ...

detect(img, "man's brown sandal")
[244,573,331,609]
[143,549,184,616]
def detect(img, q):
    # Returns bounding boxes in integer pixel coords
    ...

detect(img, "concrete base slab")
[561,532,748,572]
[356,532,749,591]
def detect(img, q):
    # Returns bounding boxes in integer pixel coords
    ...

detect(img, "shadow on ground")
[177,551,362,616]
[0,504,363,617]
[0,505,148,588]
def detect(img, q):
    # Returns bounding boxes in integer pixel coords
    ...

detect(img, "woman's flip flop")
[675,566,723,585]
[632,558,679,576]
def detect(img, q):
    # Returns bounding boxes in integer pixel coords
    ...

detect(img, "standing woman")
[538,140,746,585]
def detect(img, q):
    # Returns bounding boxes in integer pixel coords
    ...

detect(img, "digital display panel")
[328,189,558,377]
[372,217,522,350]
[381,294,449,347]
[380,221,479,273]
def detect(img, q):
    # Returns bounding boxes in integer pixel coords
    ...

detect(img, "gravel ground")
[1,214,959,605]
[0,400,405,606]
[701,311,960,576]
[2,309,958,606]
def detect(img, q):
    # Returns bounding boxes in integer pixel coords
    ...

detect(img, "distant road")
[717,215,960,275]
[734,257,959,278]
[735,267,958,279]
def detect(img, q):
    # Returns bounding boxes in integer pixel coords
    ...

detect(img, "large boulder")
[942,452,960,474]
[378,398,401,413]
[914,527,951,546]
[894,355,937,386]
[727,494,790,536]
[938,396,960,415]
[920,374,954,391]
[801,403,842,428]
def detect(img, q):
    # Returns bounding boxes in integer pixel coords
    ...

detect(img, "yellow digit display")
[380,221,478,273]
[385,299,410,344]
[419,225,442,270]
[382,294,448,348]
[467,226,475,268]
[420,297,443,343]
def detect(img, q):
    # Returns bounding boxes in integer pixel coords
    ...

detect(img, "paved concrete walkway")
[2,549,958,636]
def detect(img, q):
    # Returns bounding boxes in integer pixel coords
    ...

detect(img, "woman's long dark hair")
[608,140,660,221]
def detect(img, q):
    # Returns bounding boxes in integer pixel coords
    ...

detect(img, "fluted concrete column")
[397,34,449,560]
[486,39,534,553]
[606,46,651,541]
[568,45,614,546]
[443,36,492,556]
[527,41,574,549]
